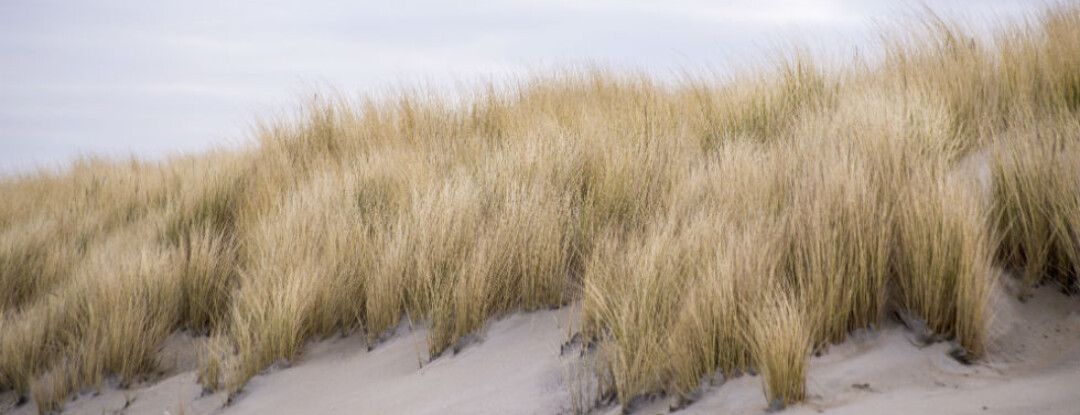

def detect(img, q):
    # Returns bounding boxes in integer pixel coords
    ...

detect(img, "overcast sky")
[0,0,1049,173]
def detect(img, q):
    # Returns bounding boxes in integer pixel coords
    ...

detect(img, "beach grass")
[0,4,1076,413]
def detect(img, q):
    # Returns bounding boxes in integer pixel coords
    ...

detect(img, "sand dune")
[625,285,1080,415]
[3,284,1075,415]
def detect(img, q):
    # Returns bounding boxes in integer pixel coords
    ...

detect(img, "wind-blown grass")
[0,5,1076,414]
[895,168,995,357]
[990,118,1080,293]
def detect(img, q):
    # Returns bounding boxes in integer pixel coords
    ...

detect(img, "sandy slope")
[2,308,579,415]
[221,308,576,415]
[619,285,1080,415]
[3,286,1077,415]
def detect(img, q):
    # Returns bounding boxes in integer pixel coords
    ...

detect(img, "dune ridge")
[0,4,1077,414]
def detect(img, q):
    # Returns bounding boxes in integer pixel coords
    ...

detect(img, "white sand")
[621,285,1080,415]
[221,308,576,415]
[4,286,1077,415]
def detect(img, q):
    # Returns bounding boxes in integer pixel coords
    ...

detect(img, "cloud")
[0,0,1047,173]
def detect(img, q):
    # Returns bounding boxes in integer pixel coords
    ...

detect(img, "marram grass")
[0,5,1077,413]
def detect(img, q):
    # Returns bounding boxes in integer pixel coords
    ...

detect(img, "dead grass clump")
[748,290,811,409]
[176,226,237,333]
[388,175,487,358]
[451,185,573,342]
[3,224,184,411]
[895,168,995,357]
[161,154,249,247]
[583,226,692,408]
[688,56,835,148]
[0,295,81,396]
[218,168,372,392]
[0,221,78,312]
[660,144,788,400]
[664,218,780,402]
[225,275,314,394]
[74,253,182,386]
[781,146,892,347]
[990,120,1080,292]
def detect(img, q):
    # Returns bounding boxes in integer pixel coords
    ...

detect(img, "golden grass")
[991,117,1080,293]
[895,168,995,357]
[0,4,1076,413]
[663,214,780,402]
[748,290,811,409]
[780,142,893,348]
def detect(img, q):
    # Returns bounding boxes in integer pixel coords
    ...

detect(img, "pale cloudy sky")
[0,0,1047,173]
